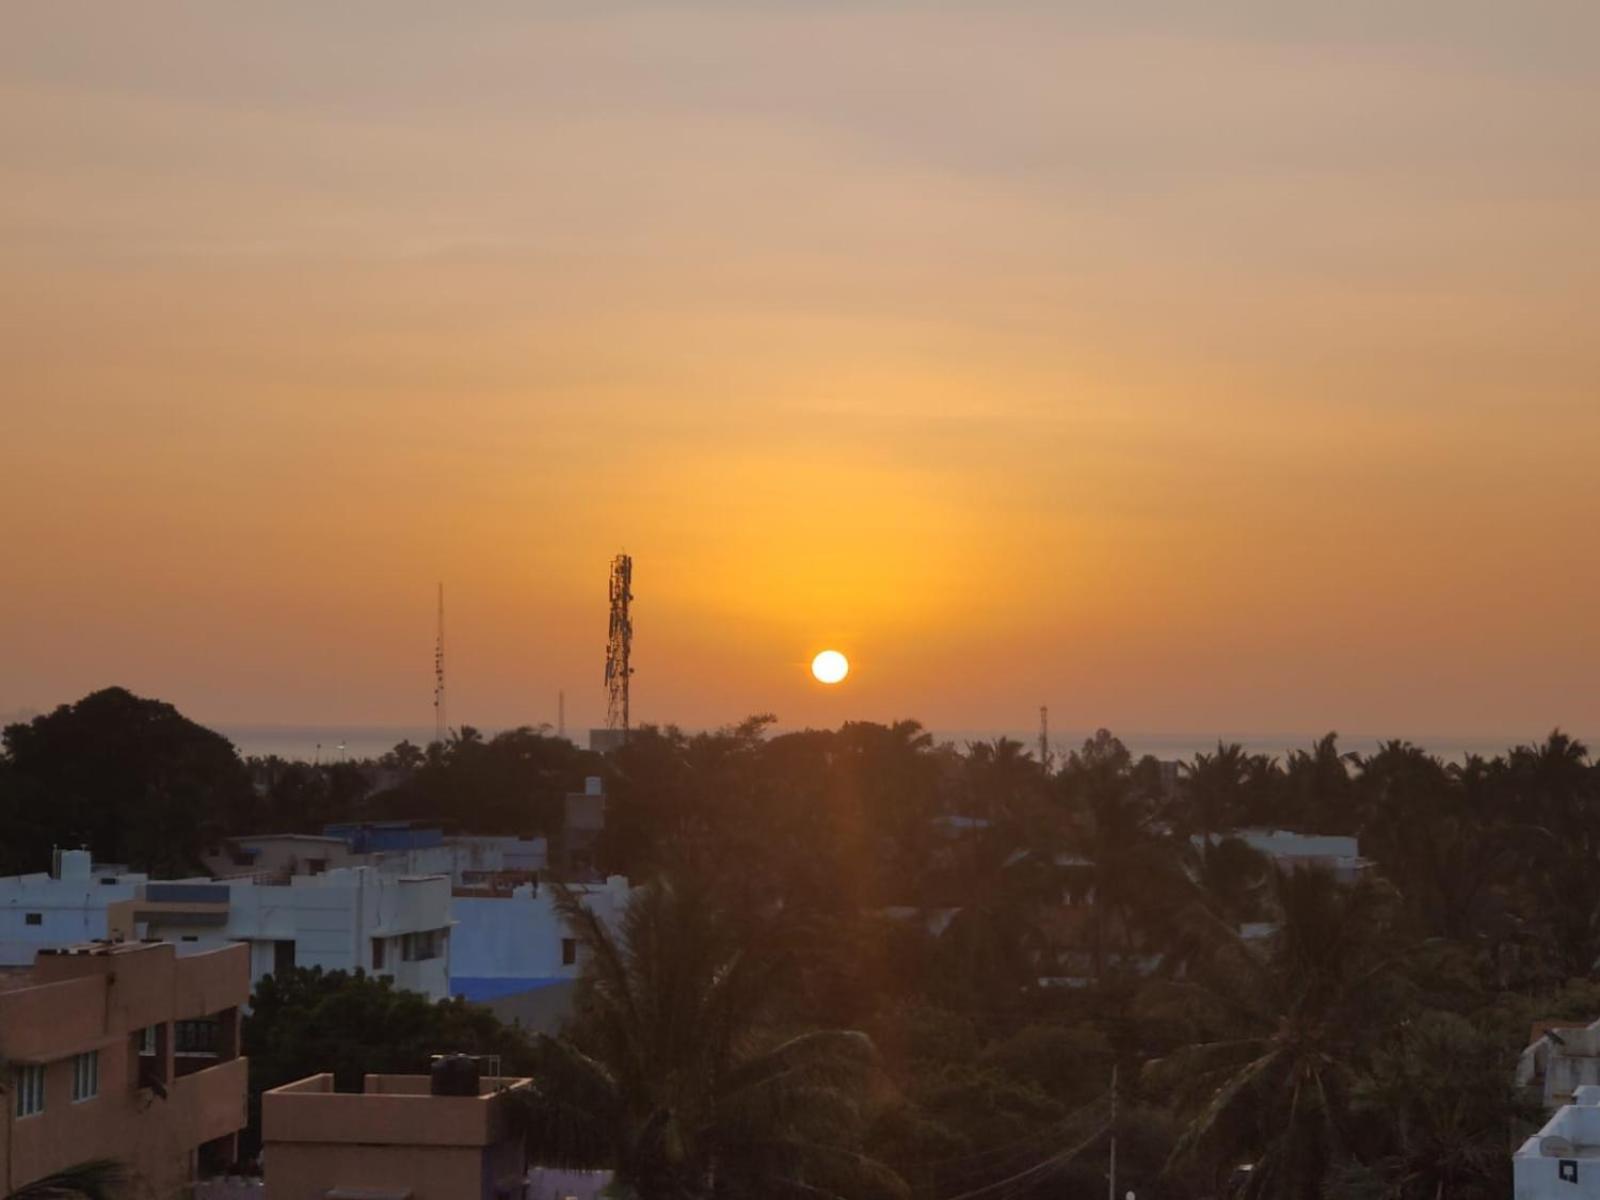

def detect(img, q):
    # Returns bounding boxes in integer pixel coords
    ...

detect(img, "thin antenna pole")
[1107,1063,1118,1200]
[433,583,447,746]
[1039,705,1052,772]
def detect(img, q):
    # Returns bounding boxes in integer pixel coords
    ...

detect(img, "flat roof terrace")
[264,1074,531,1150]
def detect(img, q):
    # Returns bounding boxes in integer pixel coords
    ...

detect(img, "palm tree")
[1056,731,1186,980]
[1145,868,1406,1200]
[521,877,906,1200]
[4,1161,126,1200]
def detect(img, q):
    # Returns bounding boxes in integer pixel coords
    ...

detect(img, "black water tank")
[430,1054,481,1097]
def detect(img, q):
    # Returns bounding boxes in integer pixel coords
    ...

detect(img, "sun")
[811,649,849,685]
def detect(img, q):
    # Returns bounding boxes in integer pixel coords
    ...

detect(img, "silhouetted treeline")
[5,688,1598,1197]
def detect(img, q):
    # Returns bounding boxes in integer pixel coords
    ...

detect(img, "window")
[371,937,386,971]
[24,912,42,926]
[273,940,295,974]
[401,929,445,962]
[561,937,577,967]
[14,1065,44,1117]
[137,1026,157,1056]
[71,1052,98,1102]
[174,1019,218,1055]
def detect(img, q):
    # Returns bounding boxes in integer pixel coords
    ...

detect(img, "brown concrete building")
[0,940,249,1199]
[264,1072,530,1200]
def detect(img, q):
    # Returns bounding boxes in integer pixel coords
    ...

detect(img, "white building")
[450,876,632,1031]
[0,850,453,1001]
[1514,1086,1600,1199]
[1194,830,1370,883]
[1519,1020,1600,1110]
[0,851,143,963]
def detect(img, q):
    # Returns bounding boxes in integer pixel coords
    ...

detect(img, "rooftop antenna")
[433,583,447,746]
[604,554,634,739]
[1039,705,1053,773]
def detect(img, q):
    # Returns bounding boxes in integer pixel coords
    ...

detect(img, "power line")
[930,1120,1112,1200]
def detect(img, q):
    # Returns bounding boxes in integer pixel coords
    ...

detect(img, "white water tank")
[54,848,92,881]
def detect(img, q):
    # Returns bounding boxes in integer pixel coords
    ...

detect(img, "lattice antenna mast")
[433,583,447,745]
[604,554,634,737]
[1038,705,1052,773]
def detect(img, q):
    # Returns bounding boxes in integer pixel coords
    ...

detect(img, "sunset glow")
[2,5,1598,737]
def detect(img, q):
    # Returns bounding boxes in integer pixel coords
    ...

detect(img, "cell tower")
[604,554,634,737]
[433,583,447,745]
[1038,705,1052,773]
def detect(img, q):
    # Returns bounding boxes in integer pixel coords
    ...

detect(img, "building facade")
[0,940,249,1199]
[450,876,631,1031]
[0,853,453,1001]
[112,867,454,1001]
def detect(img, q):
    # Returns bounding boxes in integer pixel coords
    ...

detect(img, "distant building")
[263,1069,530,1200]
[201,827,548,887]
[0,851,453,1001]
[1194,829,1371,883]
[0,940,249,1197]
[1514,1085,1600,1198]
[556,777,607,874]
[450,875,632,1031]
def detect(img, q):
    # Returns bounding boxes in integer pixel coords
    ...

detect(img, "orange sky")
[3,2,1599,739]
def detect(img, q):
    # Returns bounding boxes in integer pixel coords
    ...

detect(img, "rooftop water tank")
[53,848,92,881]
[430,1054,481,1097]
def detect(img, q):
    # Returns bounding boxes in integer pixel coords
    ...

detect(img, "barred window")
[402,928,446,962]
[71,1052,98,1103]
[15,1065,44,1117]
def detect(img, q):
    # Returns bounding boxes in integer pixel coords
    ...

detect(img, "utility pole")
[1107,1063,1118,1200]
[1038,705,1052,772]
[557,690,565,740]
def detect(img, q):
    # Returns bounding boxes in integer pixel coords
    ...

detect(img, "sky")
[3,1,1599,742]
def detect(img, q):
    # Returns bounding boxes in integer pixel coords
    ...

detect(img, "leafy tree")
[1348,1011,1535,1200]
[369,724,600,835]
[241,967,532,1157]
[0,687,250,874]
